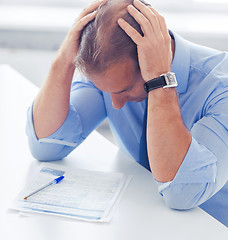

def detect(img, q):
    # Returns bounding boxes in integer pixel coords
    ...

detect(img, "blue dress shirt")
[26,31,228,227]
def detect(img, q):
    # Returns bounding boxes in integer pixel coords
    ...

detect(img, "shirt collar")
[170,31,190,94]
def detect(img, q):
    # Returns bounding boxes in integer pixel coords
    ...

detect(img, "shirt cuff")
[26,103,83,147]
[155,136,217,193]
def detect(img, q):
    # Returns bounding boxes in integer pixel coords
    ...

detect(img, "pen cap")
[55,176,64,183]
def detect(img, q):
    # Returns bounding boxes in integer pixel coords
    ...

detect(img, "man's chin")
[134,97,146,102]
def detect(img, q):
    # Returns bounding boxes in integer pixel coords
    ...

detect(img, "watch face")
[167,73,175,85]
[163,72,178,88]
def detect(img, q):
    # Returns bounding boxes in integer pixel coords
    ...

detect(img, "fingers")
[78,0,107,19]
[127,5,153,37]
[117,18,143,45]
[132,0,160,36]
[126,0,170,41]
[73,0,108,32]
[148,7,170,41]
[75,10,98,32]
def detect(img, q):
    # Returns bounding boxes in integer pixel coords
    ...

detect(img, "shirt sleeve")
[156,89,228,210]
[26,74,107,161]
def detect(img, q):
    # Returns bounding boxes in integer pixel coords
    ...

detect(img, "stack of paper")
[12,164,131,222]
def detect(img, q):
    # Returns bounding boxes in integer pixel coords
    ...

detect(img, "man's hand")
[117,0,172,82]
[33,0,107,139]
[57,0,107,64]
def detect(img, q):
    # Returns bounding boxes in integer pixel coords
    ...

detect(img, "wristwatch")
[144,72,178,93]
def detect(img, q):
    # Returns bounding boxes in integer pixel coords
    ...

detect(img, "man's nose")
[110,94,126,110]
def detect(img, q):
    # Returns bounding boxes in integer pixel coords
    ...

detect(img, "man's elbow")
[161,183,211,210]
[30,150,62,162]
[28,141,74,162]
[163,195,196,210]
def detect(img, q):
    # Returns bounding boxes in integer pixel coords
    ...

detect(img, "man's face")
[89,58,147,109]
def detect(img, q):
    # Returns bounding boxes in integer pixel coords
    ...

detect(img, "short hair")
[74,0,149,76]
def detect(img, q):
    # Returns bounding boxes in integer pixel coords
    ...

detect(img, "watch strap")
[144,76,166,93]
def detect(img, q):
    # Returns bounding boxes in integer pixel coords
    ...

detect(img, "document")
[12,163,131,222]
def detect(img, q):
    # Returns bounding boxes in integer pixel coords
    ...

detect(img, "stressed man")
[26,0,228,227]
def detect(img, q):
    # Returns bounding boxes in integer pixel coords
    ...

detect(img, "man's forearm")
[31,1,103,140]
[33,54,75,139]
[147,87,192,183]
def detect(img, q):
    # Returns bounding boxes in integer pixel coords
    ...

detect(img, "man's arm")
[147,87,191,182]
[33,55,74,139]
[33,0,106,139]
[118,1,228,216]
[118,0,191,182]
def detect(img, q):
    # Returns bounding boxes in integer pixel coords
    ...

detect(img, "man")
[26,0,228,226]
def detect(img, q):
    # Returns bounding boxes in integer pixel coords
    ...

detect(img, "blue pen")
[24,176,64,200]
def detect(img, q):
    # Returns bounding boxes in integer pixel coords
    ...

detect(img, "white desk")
[1,64,228,240]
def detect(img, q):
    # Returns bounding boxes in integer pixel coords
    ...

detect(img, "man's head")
[74,0,150,109]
